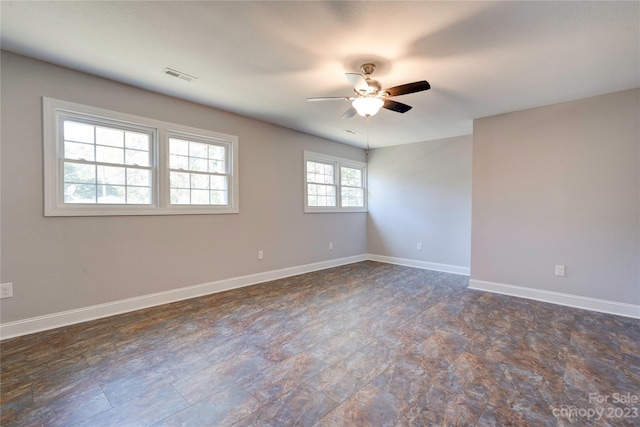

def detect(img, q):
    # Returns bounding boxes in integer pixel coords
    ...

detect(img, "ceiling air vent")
[162,67,197,82]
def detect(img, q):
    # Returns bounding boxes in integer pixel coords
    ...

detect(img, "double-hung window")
[340,165,365,207]
[43,97,239,216]
[304,151,367,213]
[60,117,155,206]
[167,134,230,206]
[306,159,337,208]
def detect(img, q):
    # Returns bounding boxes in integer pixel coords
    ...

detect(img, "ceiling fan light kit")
[308,62,430,119]
[353,97,384,117]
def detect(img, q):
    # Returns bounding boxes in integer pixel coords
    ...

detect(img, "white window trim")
[43,97,239,216]
[304,151,367,213]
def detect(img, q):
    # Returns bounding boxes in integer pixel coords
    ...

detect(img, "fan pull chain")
[366,115,370,157]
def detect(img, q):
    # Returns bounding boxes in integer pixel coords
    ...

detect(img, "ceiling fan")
[307,63,430,118]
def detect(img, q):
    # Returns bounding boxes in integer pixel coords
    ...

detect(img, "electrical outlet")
[1,283,13,299]
[329,242,333,250]
[417,242,423,250]
[555,265,566,277]
[258,250,264,260]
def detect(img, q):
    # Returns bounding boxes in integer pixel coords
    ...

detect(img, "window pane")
[125,132,149,150]
[208,145,225,160]
[189,157,208,172]
[191,173,210,190]
[170,171,190,188]
[64,183,96,203]
[341,167,362,187]
[64,121,94,144]
[189,142,208,158]
[64,162,95,184]
[97,165,125,185]
[169,138,189,156]
[96,127,124,148]
[170,154,189,170]
[210,190,228,205]
[191,189,209,204]
[126,149,150,167]
[64,141,95,161]
[127,186,151,204]
[96,146,124,164]
[127,169,151,186]
[171,188,190,204]
[208,160,225,173]
[97,185,126,204]
[210,175,227,190]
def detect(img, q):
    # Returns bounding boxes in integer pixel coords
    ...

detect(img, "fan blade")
[383,99,412,113]
[383,80,430,97]
[341,107,357,119]
[307,96,352,101]
[345,73,368,94]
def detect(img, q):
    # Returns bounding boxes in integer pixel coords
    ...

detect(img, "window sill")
[44,205,239,217]
[304,208,368,214]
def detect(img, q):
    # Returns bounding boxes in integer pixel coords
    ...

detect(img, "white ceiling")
[1,1,638,148]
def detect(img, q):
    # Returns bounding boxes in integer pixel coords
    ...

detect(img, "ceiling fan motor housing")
[365,79,381,94]
[360,63,380,94]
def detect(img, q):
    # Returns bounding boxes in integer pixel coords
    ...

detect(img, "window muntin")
[43,97,239,216]
[304,151,367,213]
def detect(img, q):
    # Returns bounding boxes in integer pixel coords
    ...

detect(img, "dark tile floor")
[1,261,639,426]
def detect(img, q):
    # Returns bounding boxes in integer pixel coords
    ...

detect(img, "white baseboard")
[368,254,470,276]
[0,254,367,340]
[469,279,640,319]
[5,256,635,340]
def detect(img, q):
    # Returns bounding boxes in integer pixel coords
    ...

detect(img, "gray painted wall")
[471,89,640,304]
[0,52,367,323]
[367,135,472,269]
[2,50,637,325]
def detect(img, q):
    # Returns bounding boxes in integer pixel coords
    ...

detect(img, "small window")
[43,97,239,216]
[304,151,367,213]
